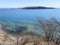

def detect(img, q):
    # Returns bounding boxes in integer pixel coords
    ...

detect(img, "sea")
[0,9,60,35]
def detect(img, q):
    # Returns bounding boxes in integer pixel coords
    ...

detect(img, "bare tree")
[1,23,27,45]
[38,17,60,44]
[15,26,27,45]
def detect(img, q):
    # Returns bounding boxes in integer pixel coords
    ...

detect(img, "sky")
[0,0,60,8]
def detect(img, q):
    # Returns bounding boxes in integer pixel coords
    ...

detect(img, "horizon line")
[0,6,59,8]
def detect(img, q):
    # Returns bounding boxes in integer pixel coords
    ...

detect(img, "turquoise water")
[0,9,60,35]
[0,9,60,23]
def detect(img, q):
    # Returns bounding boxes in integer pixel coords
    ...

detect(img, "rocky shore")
[0,24,57,45]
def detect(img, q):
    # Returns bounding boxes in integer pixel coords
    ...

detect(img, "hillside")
[0,23,56,45]
[22,6,55,9]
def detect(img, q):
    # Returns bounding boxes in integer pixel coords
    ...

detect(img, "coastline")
[0,23,57,45]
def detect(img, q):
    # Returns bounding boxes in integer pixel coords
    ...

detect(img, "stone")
[25,43,35,45]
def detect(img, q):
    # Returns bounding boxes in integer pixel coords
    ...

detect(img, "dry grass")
[20,35,56,45]
[0,32,56,45]
[0,23,59,45]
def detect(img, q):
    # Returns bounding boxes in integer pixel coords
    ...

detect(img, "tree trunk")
[16,34,19,45]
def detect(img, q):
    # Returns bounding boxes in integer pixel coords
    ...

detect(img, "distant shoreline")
[0,6,55,9]
[21,6,55,9]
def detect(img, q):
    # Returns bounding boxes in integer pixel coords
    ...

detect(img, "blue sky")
[0,0,60,8]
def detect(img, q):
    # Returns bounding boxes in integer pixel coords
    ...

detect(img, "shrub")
[38,18,60,45]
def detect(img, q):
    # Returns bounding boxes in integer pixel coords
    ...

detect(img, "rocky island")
[22,6,55,9]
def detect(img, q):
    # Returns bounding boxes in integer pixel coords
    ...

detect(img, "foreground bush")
[38,18,60,45]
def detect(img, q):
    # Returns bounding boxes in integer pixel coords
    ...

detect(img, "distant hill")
[22,6,55,9]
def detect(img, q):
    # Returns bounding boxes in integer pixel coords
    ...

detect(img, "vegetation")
[38,18,60,45]
[22,6,55,9]
[0,23,28,45]
[15,26,27,45]
[0,17,60,45]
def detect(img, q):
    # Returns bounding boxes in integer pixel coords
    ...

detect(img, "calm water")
[0,9,60,35]
[0,9,60,24]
